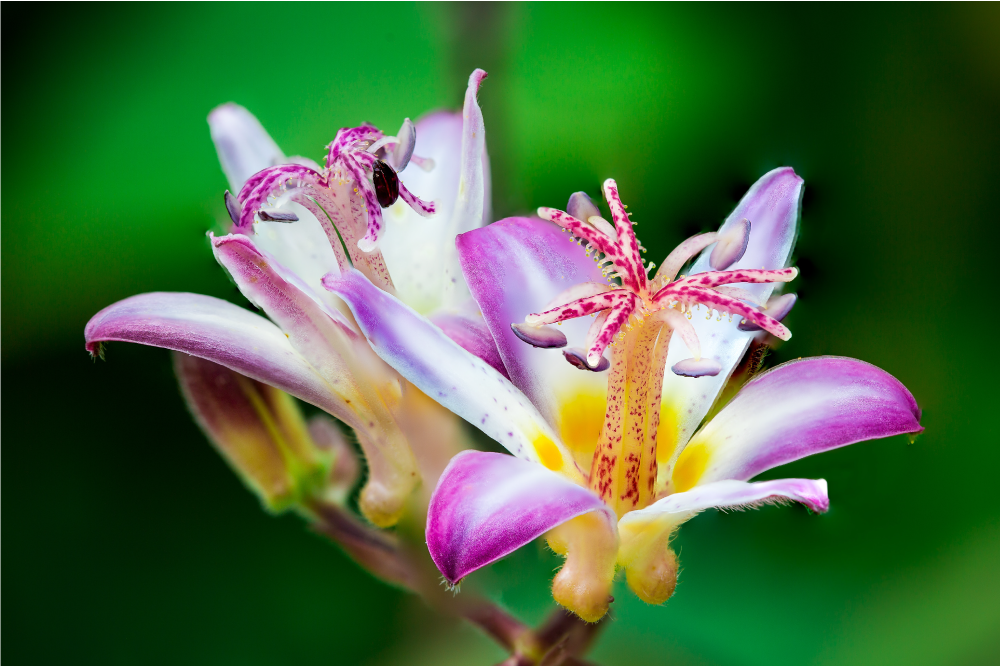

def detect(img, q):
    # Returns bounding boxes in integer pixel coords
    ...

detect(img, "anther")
[672,357,722,377]
[709,218,751,270]
[563,348,610,372]
[739,293,798,332]
[258,209,299,222]
[511,323,568,348]
[224,190,241,226]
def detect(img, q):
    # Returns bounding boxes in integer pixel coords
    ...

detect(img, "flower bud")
[174,353,330,512]
[308,415,360,506]
[618,515,680,605]
[546,512,619,623]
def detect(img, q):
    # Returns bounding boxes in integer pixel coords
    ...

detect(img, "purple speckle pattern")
[323,270,566,465]
[432,313,510,379]
[426,451,612,583]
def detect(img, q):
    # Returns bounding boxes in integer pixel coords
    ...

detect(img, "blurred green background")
[3,3,999,664]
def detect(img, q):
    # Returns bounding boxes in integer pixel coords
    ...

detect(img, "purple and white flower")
[85,71,495,527]
[325,167,923,621]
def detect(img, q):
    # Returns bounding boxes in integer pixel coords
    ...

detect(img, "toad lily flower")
[85,70,495,528]
[324,167,923,621]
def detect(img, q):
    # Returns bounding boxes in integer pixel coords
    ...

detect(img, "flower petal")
[670,356,923,491]
[211,232,421,527]
[323,269,583,480]
[629,478,830,525]
[380,69,492,315]
[457,216,609,468]
[431,313,509,379]
[85,292,346,418]
[657,168,804,474]
[208,103,285,192]
[427,451,613,584]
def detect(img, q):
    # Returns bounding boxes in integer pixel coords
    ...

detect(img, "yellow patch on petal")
[533,432,564,471]
[655,404,680,467]
[671,442,709,493]
[556,390,606,469]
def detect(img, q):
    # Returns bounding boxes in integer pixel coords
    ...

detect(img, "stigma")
[526,178,797,376]
[226,119,436,253]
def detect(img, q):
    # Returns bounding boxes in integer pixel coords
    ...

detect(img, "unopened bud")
[308,415,360,506]
[546,512,619,622]
[618,515,680,605]
[174,353,330,512]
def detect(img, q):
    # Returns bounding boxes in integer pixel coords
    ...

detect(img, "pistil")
[590,316,672,516]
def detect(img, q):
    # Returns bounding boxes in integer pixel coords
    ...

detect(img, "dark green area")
[3,3,998,664]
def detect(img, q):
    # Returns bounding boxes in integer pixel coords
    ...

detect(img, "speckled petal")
[324,269,584,481]
[380,70,492,315]
[457,216,610,467]
[657,168,804,476]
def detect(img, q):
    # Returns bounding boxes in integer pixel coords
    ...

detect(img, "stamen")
[563,347,610,372]
[588,216,618,242]
[709,218,751,270]
[390,117,417,171]
[408,155,435,172]
[672,357,722,377]
[224,190,241,226]
[511,322,568,348]
[567,191,601,223]
[257,209,299,222]
[366,135,398,155]
[739,293,797,331]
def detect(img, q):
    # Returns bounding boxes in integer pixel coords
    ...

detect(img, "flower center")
[520,178,798,515]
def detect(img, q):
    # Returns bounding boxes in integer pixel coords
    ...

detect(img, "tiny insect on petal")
[371,159,400,208]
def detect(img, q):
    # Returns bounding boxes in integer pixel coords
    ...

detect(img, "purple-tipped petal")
[659,168,804,468]
[380,70,492,315]
[670,356,923,491]
[209,103,285,192]
[427,451,613,584]
[738,292,797,332]
[85,292,349,419]
[563,348,610,372]
[211,233,422,525]
[511,322,568,349]
[567,191,601,224]
[323,269,583,480]
[457,217,608,429]
[671,357,722,377]
[441,68,490,309]
[432,313,509,379]
[709,218,751,270]
[389,117,416,171]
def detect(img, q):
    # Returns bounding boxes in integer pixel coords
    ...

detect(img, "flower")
[324,168,923,621]
[85,70,497,527]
